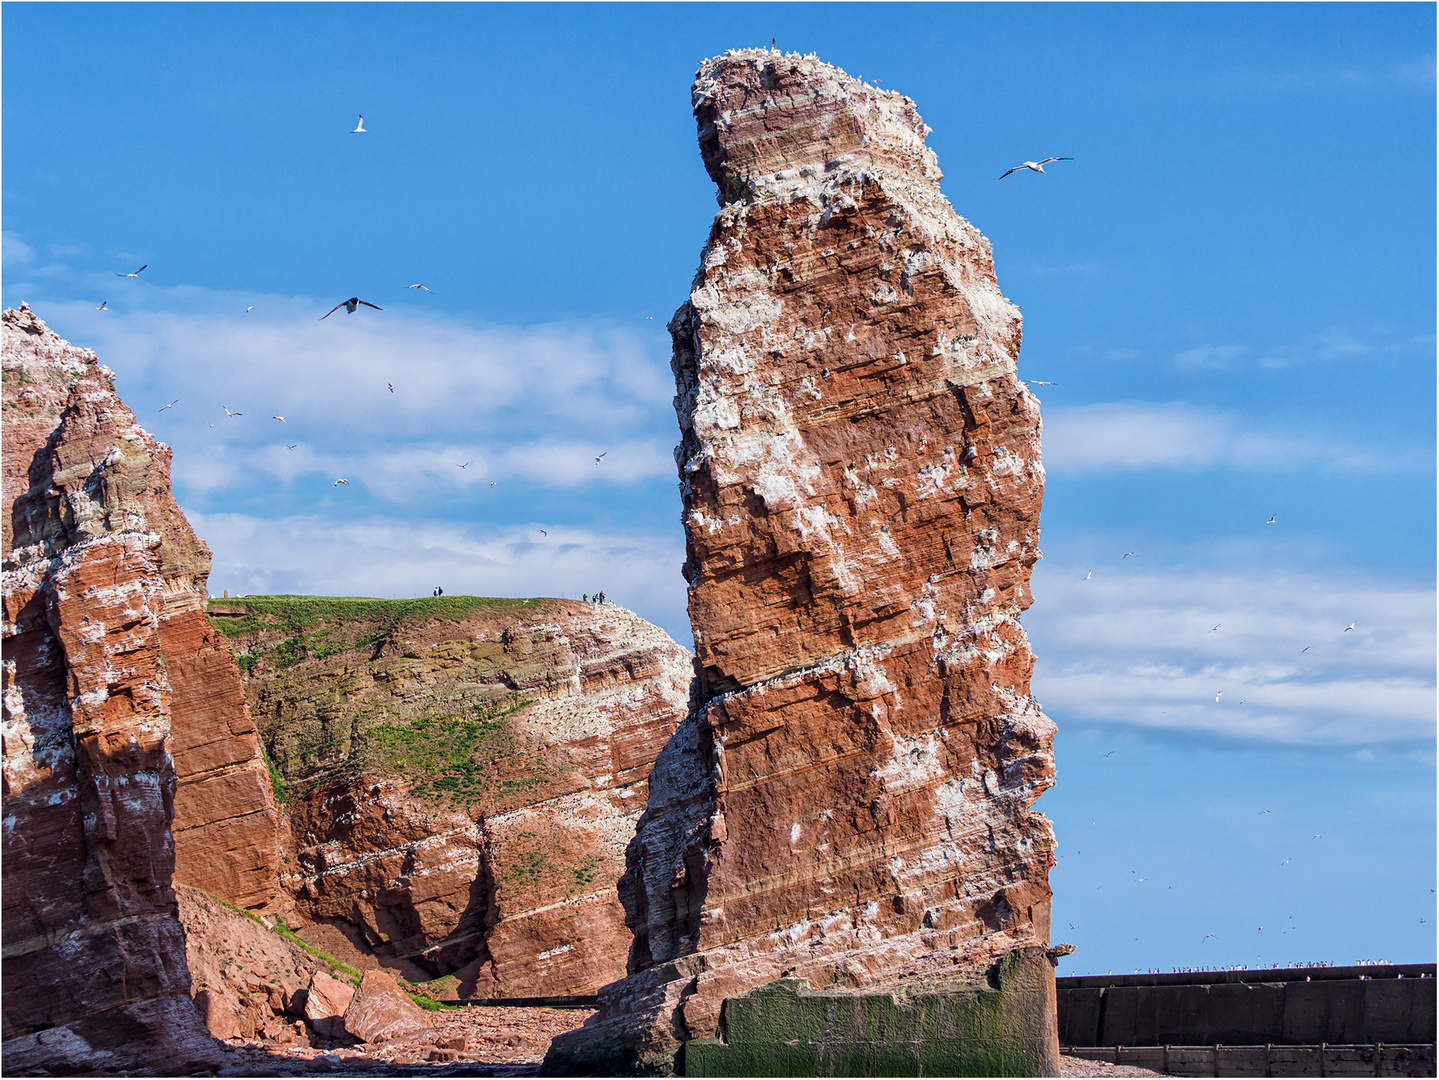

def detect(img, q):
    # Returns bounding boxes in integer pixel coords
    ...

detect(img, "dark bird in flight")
[117,264,147,278]
[321,298,384,319]
[1000,157,1073,179]
[95,301,108,311]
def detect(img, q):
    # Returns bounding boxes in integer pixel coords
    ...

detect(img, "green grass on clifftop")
[206,594,558,674]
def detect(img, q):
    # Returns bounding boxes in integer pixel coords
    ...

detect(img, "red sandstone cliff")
[548,50,1058,1073]
[1,303,228,1072]
[220,596,693,999]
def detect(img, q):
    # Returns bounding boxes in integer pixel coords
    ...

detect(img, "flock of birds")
[104,231,611,509]
[1063,508,1400,967]
[1082,525,1363,708]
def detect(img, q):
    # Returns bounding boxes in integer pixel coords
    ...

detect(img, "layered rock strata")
[1,303,230,1073]
[547,50,1057,1074]
[220,596,692,998]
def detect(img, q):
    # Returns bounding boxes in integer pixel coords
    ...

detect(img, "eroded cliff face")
[1,303,230,1073]
[221,596,692,998]
[548,50,1057,1074]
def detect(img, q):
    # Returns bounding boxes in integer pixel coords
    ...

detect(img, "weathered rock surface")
[1,303,225,1074]
[341,969,430,1043]
[548,50,1057,1074]
[176,883,329,1044]
[218,595,692,998]
[304,971,357,1039]
[167,612,285,909]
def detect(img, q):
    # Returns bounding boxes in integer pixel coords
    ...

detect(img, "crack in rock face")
[545,49,1057,1076]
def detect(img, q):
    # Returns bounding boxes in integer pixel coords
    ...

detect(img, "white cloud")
[1042,402,1427,474]
[1026,560,1435,745]
[190,511,693,647]
[1172,328,1431,372]
[27,289,681,507]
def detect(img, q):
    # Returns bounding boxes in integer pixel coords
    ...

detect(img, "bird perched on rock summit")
[321,297,384,319]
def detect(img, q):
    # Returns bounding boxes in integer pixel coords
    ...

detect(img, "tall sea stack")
[546,49,1059,1075]
[1,303,278,1073]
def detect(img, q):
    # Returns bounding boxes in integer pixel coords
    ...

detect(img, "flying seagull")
[1266,514,1277,524]
[1000,157,1073,179]
[1023,380,1057,386]
[321,297,383,319]
[351,115,366,133]
[116,264,147,278]
[457,461,470,469]
[539,528,548,536]
[407,283,431,292]
[273,416,285,422]
[1202,934,1217,943]
[1302,646,1313,653]
[595,452,607,467]
[387,383,395,393]
[1215,691,1223,702]
[245,306,254,313]
[1210,624,1220,632]
[1259,809,1271,815]
[1084,570,1092,580]
[286,444,297,450]
[96,301,108,311]
[158,399,179,412]
[1122,551,1136,559]
[333,478,349,487]
[1103,751,1114,758]
[223,406,243,417]
[1343,622,1356,632]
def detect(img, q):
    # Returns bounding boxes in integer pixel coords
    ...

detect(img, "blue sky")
[5,3,1434,976]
